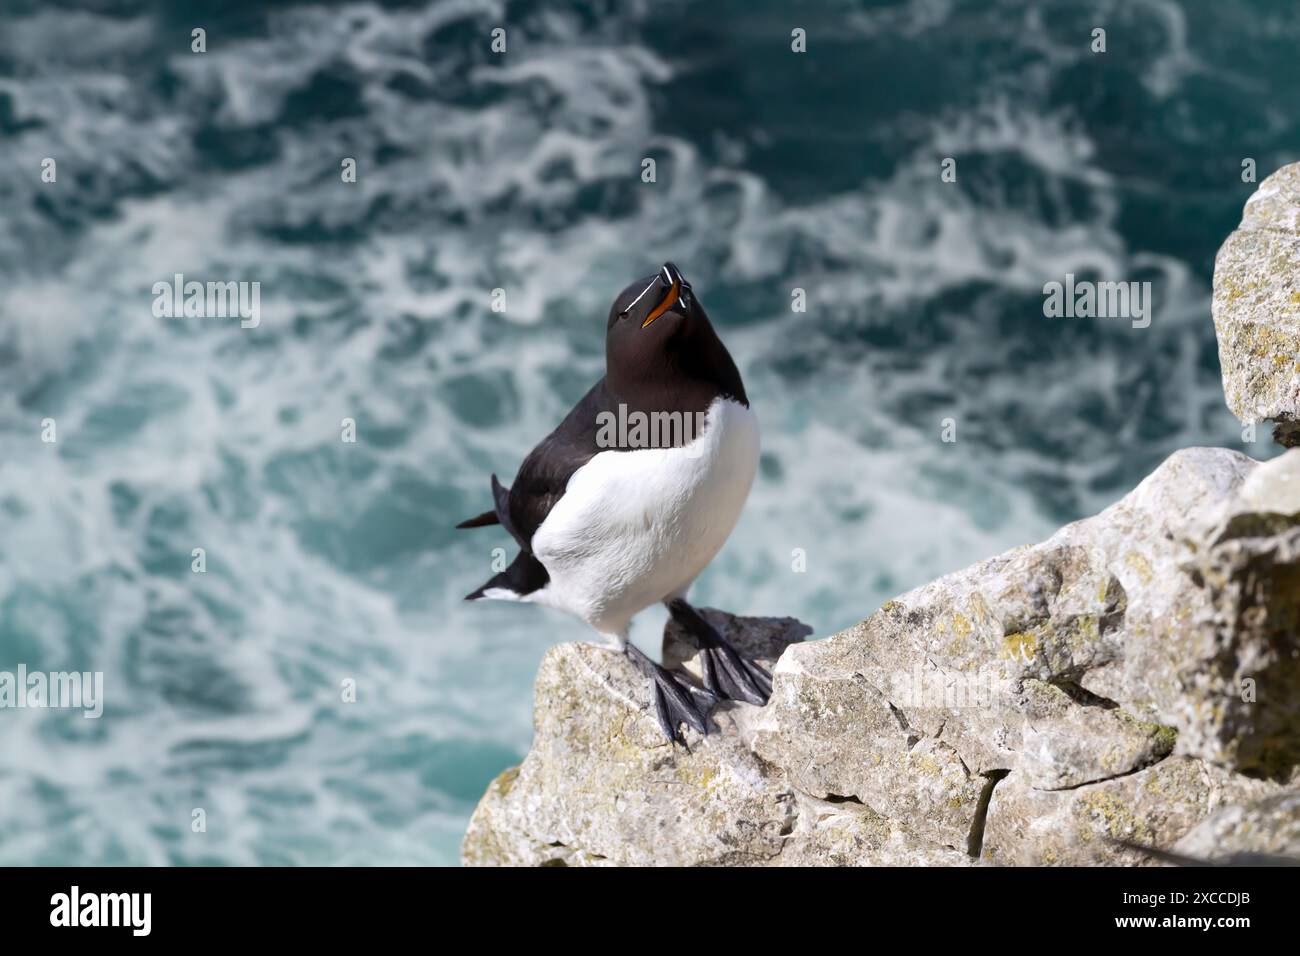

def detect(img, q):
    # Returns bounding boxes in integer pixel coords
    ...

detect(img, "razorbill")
[458,262,770,744]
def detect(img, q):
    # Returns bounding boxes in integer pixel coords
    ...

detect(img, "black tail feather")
[490,474,522,546]
[456,509,499,529]
[456,474,525,549]
[464,549,550,601]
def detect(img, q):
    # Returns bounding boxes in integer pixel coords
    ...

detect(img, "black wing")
[505,378,614,547]
[455,378,614,549]
[453,473,518,541]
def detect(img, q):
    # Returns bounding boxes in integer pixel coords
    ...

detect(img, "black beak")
[665,261,686,291]
[640,262,692,328]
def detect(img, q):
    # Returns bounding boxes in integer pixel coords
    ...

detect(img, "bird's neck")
[606,321,748,414]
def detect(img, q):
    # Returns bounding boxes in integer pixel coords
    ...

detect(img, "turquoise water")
[0,0,1295,865]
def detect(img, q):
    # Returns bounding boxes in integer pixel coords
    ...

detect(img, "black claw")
[649,683,679,744]
[651,667,709,739]
[700,642,769,705]
[626,642,712,745]
[667,600,773,706]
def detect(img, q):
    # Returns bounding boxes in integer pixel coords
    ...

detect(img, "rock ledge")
[464,449,1300,866]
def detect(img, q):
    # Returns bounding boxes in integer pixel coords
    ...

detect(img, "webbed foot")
[666,599,772,706]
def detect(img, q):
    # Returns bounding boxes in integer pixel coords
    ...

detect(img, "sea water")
[0,0,1293,865]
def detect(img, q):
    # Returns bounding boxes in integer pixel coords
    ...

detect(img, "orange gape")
[642,279,680,328]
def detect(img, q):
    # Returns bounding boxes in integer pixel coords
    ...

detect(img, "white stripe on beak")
[622,276,661,315]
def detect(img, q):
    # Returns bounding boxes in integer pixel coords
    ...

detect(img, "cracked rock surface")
[463,449,1300,865]
[1172,787,1300,863]
[461,612,808,866]
[1213,161,1300,442]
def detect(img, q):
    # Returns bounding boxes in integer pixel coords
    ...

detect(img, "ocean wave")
[0,0,1288,865]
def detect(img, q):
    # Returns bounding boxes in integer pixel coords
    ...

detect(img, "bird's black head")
[604,262,747,409]
[606,261,698,336]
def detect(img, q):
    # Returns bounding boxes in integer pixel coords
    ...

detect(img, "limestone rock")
[982,757,1277,866]
[1017,680,1175,791]
[1212,161,1300,439]
[773,792,972,867]
[1176,449,1300,773]
[1172,787,1300,863]
[464,448,1300,866]
[750,646,991,849]
[461,613,808,867]
[756,446,1300,817]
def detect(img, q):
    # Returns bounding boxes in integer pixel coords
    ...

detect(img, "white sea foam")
[0,0,1263,865]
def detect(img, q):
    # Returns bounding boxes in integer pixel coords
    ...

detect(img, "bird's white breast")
[529,397,759,637]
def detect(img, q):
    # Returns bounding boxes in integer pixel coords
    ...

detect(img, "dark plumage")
[457,263,769,744]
